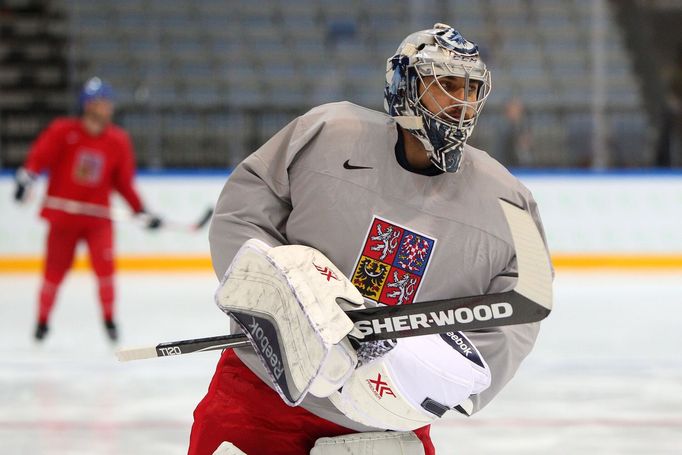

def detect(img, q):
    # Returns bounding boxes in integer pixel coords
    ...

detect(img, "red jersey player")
[14,77,162,342]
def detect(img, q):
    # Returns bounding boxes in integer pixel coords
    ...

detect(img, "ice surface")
[1,271,681,454]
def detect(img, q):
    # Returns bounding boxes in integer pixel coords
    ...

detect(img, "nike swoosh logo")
[343,159,373,170]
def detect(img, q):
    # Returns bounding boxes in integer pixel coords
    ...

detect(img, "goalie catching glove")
[329,331,491,431]
[215,239,365,405]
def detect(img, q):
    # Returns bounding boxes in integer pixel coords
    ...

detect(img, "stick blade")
[116,346,159,362]
[499,199,553,311]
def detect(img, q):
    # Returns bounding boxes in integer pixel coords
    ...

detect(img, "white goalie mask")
[384,23,492,172]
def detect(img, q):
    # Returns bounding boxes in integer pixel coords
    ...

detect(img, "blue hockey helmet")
[79,77,115,111]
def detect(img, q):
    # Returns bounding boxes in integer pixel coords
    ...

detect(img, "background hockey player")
[189,24,550,454]
[13,77,162,342]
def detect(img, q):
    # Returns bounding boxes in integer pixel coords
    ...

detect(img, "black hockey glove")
[14,168,37,203]
[146,214,163,230]
[136,209,163,230]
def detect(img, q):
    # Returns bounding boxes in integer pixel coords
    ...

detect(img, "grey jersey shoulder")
[290,101,398,170]
[463,144,534,203]
[238,102,392,187]
[439,144,540,248]
[461,145,544,251]
[303,101,394,129]
[298,102,395,146]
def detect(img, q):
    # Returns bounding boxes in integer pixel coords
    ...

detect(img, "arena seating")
[2,0,650,168]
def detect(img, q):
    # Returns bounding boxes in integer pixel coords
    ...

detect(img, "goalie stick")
[44,196,213,232]
[117,199,553,362]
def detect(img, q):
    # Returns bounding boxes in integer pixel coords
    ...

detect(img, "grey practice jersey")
[209,101,550,430]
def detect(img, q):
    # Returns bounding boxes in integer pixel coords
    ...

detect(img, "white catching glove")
[215,239,366,406]
[329,331,492,431]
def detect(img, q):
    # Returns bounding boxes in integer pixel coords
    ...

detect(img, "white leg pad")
[212,441,247,455]
[310,431,425,455]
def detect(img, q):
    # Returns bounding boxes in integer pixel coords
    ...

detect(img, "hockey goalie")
[188,23,550,455]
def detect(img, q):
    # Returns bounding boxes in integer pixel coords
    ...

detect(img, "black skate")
[104,319,118,342]
[34,322,49,341]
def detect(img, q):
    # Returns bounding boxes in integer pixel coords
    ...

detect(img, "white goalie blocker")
[215,239,366,405]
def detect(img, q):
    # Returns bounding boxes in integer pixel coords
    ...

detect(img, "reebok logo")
[343,159,372,170]
[442,331,473,357]
[441,331,485,368]
[248,317,284,380]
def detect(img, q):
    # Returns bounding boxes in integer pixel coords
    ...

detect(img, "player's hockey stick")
[117,199,553,362]
[44,196,213,232]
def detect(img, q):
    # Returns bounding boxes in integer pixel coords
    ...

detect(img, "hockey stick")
[117,199,553,362]
[44,196,213,232]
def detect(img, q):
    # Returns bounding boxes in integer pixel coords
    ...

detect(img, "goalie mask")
[384,23,492,172]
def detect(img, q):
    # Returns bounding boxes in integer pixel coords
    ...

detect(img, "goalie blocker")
[215,239,366,406]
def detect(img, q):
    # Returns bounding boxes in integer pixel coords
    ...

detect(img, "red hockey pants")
[38,221,115,323]
[188,349,435,455]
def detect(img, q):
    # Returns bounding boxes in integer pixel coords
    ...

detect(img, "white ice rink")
[2,270,681,454]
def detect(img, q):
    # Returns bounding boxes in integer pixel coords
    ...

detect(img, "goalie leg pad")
[310,431,425,455]
[215,239,365,405]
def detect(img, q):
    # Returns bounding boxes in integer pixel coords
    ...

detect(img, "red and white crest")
[352,217,436,306]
